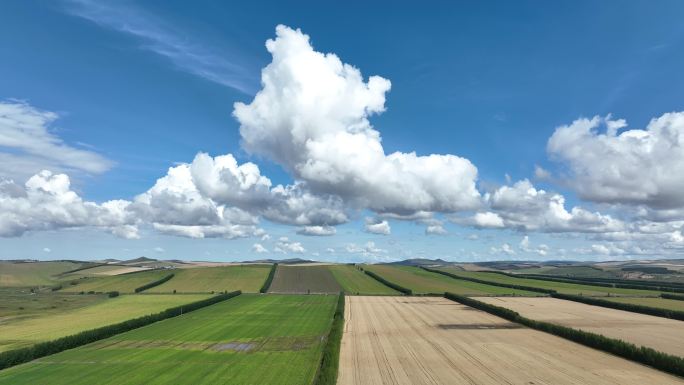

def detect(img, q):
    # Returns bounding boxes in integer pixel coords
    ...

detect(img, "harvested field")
[269,265,341,293]
[148,265,269,293]
[59,269,172,293]
[0,294,337,385]
[439,268,663,296]
[479,296,684,357]
[364,265,540,296]
[62,265,152,276]
[338,296,683,385]
[328,265,398,295]
[0,261,84,287]
[0,294,209,352]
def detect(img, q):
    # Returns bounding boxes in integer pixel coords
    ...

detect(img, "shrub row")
[108,291,120,298]
[420,266,555,294]
[0,291,241,370]
[134,273,174,293]
[361,269,412,295]
[551,293,684,321]
[57,263,106,276]
[444,292,684,378]
[313,292,345,385]
[260,263,278,293]
[521,274,684,292]
[661,293,684,301]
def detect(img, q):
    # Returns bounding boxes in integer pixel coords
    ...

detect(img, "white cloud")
[534,165,551,180]
[364,217,391,235]
[548,112,684,211]
[233,25,480,217]
[425,224,447,235]
[154,247,164,253]
[252,243,268,253]
[274,237,305,253]
[519,235,549,256]
[43,247,51,253]
[297,225,336,236]
[0,170,137,238]
[0,101,113,181]
[490,243,516,256]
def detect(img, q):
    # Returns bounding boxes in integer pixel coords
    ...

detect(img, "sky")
[2,0,684,262]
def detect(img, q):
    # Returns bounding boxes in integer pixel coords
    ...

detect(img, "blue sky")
[2,0,684,262]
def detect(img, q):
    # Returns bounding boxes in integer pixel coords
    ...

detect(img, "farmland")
[269,265,342,294]
[0,294,337,385]
[438,268,664,297]
[59,270,172,293]
[328,265,398,295]
[0,294,209,352]
[364,265,540,295]
[603,296,684,311]
[478,296,684,357]
[0,261,85,287]
[338,296,682,385]
[148,265,269,293]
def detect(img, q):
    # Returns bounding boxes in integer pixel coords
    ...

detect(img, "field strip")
[478,296,684,357]
[268,265,342,294]
[338,296,683,385]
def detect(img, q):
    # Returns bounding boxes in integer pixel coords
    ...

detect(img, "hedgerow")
[361,269,412,295]
[260,263,278,293]
[313,293,345,385]
[0,291,241,370]
[444,292,684,378]
[520,274,684,292]
[420,266,555,294]
[134,273,174,293]
[661,293,684,301]
[551,292,684,321]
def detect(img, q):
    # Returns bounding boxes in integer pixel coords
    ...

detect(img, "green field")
[601,296,684,311]
[0,261,85,287]
[364,265,540,296]
[59,270,172,293]
[147,265,270,293]
[0,294,337,385]
[328,265,398,295]
[0,294,209,352]
[269,265,342,294]
[439,269,664,297]
[0,288,105,319]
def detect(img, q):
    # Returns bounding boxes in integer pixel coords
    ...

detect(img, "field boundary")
[360,268,412,295]
[313,292,345,385]
[550,293,684,321]
[444,292,684,378]
[0,291,241,371]
[662,293,684,301]
[420,266,554,294]
[510,273,684,294]
[134,273,175,293]
[260,263,277,293]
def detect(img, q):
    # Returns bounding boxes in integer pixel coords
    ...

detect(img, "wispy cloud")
[63,0,257,94]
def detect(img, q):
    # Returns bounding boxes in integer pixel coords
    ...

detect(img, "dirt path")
[479,296,684,357]
[338,296,683,385]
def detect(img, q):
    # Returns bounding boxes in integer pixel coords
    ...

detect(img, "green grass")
[328,265,398,295]
[0,294,209,352]
[0,294,337,385]
[439,268,664,296]
[539,266,615,278]
[363,265,540,296]
[601,296,684,312]
[0,288,105,319]
[268,266,342,294]
[0,262,85,287]
[147,265,270,293]
[59,270,173,294]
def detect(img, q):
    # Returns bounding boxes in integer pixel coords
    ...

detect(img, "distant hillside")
[241,258,316,264]
[387,258,451,266]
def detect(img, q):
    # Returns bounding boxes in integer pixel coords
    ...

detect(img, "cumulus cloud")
[519,236,549,256]
[274,237,305,253]
[0,101,113,181]
[297,225,336,236]
[252,243,268,253]
[0,170,137,238]
[154,247,165,253]
[364,217,391,235]
[233,25,480,217]
[548,112,684,211]
[490,243,516,256]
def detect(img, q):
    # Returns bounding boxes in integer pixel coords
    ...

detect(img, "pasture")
[0,294,337,385]
[439,268,663,297]
[0,261,85,287]
[147,265,269,293]
[328,265,398,295]
[479,296,684,357]
[364,265,540,296]
[269,265,342,294]
[0,294,209,352]
[337,296,682,385]
[59,270,172,294]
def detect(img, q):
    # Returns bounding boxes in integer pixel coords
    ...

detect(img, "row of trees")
[444,292,684,378]
[661,293,684,301]
[361,268,412,295]
[313,292,345,385]
[551,293,684,321]
[260,263,278,293]
[134,273,174,293]
[420,266,555,294]
[0,291,241,370]
[520,273,684,292]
